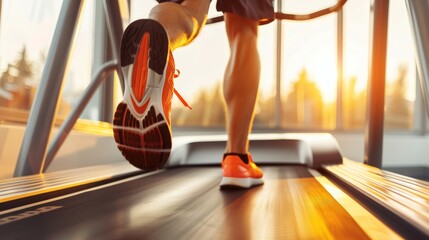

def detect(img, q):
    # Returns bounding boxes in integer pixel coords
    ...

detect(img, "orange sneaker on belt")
[220,153,264,188]
[113,19,175,171]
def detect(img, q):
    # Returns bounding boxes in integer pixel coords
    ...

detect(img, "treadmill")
[1,133,428,239]
[1,0,429,239]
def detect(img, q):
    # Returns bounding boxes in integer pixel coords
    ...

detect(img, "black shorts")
[156,0,274,25]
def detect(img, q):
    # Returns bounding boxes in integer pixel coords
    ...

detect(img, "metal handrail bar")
[364,0,390,168]
[206,0,347,24]
[275,0,347,21]
[43,0,126,171]
[44,61,118,171]
[14,0,126,176]
[103,0,125,93]
[14,0,85,177]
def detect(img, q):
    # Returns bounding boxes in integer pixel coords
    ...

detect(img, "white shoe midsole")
[220,177,264,188]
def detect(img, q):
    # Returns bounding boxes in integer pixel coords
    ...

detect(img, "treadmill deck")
[0,165,400,239]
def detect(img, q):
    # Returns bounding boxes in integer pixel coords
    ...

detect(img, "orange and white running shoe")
[220,153,264,188]
[113,19,176,171]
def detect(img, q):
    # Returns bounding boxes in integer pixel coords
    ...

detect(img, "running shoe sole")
[113,19,171,171]
[220,177,264,188]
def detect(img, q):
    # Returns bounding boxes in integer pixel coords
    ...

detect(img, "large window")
[0,0,61,122]
[168,0,340,130]
[0,0,95,123]
[280,1,338,130]
[342,0,370,130]
[342,0,416,131]
[0,0,420,131]
[128,0,418,131]
[172,6,276,129]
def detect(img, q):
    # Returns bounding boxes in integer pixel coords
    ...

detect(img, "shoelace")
[173,69,192,110]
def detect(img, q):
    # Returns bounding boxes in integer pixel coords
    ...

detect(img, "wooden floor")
[0,166,401,239]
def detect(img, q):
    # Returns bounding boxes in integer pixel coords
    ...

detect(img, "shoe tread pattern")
[114,104,171,170]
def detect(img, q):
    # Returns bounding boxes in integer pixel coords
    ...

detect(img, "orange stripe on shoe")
[132,32,150,102]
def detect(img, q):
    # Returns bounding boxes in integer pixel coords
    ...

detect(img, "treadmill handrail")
[14,0,125,176]
[206,0,348,24]
[44,61,118,171]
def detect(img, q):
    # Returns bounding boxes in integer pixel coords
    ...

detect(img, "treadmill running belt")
[0,166,375,239]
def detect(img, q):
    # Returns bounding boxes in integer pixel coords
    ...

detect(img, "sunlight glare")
[306,52,337,103]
